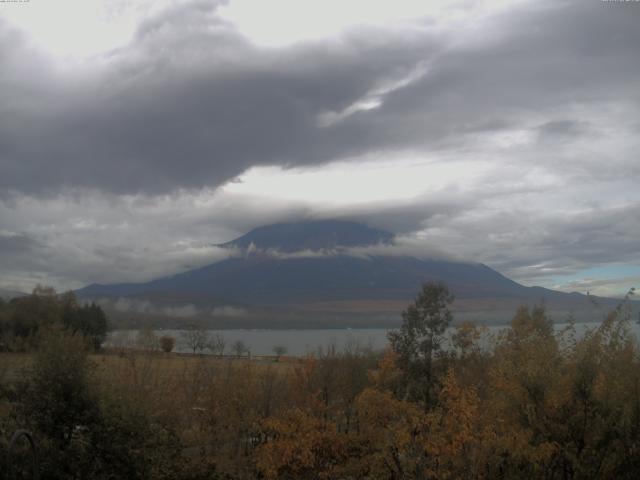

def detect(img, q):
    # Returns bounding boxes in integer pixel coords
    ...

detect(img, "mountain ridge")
[76,220,632,324]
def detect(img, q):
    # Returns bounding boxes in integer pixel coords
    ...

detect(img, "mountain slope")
[79,220,520,301]
[79,255,528,302]
[76,220,623,321]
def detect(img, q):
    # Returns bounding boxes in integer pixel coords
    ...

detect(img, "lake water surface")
[108,320,640,357]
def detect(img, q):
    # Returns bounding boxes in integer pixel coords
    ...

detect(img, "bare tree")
[109,330,133,355]
[232,340,248,358]
[136,324,158,353]
[207,333,226,357]
[181,326,210,355]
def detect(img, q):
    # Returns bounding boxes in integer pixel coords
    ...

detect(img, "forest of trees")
[0,286,108,352]
[1,282,640,479]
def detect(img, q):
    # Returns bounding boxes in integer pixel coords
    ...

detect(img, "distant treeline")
[1,282,640,479]
[0,286,108,351]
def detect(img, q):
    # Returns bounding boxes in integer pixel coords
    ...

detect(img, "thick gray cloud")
[0,1,442,196]
[1,0,638,197]
[0,0,639,296]
[0,232,40,255]
[6,0,637,197]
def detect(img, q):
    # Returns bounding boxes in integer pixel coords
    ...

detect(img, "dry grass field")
[1,350,295,384]
[0,350,296,427]
[0,347,307,478]
[0,352,33,385]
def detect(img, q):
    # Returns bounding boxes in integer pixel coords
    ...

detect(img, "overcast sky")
[1,0,639,297]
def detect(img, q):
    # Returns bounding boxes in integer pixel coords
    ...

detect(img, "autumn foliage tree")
[5,281,640,479]
[387,281,454,408]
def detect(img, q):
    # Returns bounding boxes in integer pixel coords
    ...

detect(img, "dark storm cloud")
[355,1,640,157]
[0,1,442,196]
[1,0,638,197]
[0,232,40,255]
